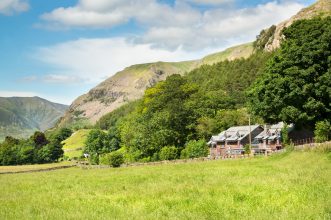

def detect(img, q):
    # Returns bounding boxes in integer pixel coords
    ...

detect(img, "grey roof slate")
[208,125,261,144]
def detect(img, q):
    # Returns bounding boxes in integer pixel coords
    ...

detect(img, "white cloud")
[0,90,38,97]
[202,1,303,38]
[138,1,304,50]
[41,0,200,28]
[40,0,304,51]
[33,38,204,84]
[181,0,233,5]
[43,74,85,84]
[21,74,85,84]
[0,0,29,15]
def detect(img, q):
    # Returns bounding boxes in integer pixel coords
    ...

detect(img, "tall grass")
[0,151,330,219]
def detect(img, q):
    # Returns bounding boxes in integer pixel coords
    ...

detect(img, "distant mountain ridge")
[0,96,68,140]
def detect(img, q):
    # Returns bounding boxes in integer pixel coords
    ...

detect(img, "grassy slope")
[62,129,91,158]
[99,42,253,84]
[0,151,330,219]
[202,42,254,65]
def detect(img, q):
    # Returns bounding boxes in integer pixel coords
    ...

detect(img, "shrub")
[159,146,178,160]
[181,139,208,159]
[89,153,99,165]
[244,144,251,155]
[140,157,151,163]
[286,143,294,152]
[315,120,331,143]
[100,151,124,167]
[281,123,290,146]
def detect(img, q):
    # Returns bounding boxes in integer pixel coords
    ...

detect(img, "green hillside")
[201,42,254,65]
[0,97,67,141]
[62,129,91,159]
[0,150,330,219]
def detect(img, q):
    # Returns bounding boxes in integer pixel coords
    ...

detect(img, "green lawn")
[0,150,330,219]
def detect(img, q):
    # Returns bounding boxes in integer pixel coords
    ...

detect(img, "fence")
[77,150,286,169]
[293,137,315,146]
[294,140,331,150]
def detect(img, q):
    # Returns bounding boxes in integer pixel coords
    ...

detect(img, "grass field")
[0,161,73,174]
[0,150,330,219]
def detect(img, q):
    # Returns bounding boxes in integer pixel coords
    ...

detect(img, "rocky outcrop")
[264,0,331,51]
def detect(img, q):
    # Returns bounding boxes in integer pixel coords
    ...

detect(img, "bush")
[100,151,124,167]
[285,143,294,152]
[281,123,290,146]
[181,139,208,159]
[244,144,251,155]
[140,157,151,163]
[315,120,331,143]
[87,153,99,165]
[159,146,178,160]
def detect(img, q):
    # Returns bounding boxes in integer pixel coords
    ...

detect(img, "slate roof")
[209,125,261,144]
[254,122,294,141]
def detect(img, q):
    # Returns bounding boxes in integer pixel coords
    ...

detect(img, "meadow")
[0,150,330,219]
[0,161,73,174]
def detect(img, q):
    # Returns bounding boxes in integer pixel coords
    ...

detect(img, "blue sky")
[0,0,315,104]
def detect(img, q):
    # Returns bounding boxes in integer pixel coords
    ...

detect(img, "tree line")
[0,128,72,165]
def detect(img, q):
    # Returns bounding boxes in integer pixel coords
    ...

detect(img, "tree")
[84,129,120,164]
[106,127,121,152]
[31,131,48,148]
[314,120,331,143]
[46,141,64,162]
[37,146,52,163]
[248,17,331,127]
[119,75,198,159]
[196,117,217,140]
[52,128,73,143]
[17,143,34,164]
[159,146,178,161]
[3,136,19,146]
[281,123,290,146]
[244,144,251,155]
[100,151,124,167]
[181,139,208,159]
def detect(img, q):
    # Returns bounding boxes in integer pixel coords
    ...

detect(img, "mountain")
[0,97,68,141]
[259,0,331,51]
[58,0,330,128]
[57,42,253,127]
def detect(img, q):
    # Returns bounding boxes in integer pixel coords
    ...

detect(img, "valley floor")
[0,150,330,219]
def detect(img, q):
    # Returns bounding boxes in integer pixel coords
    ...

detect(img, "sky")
[0,0,316,105]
